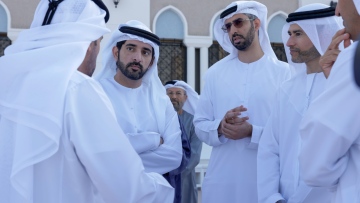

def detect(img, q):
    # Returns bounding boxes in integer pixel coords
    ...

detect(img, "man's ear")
[112,46,119,60]
[254,18,261,31]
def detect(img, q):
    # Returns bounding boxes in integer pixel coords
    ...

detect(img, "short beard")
[231,22,255,51]
[291,45,321,63]
[116,60,148,80]
[170,99,183,112]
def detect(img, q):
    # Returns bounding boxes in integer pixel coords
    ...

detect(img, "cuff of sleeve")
[212,119,228,146]
[265,193,285,203]
[248,124,263,149]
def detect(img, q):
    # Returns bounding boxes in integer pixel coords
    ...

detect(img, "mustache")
[289,47,300,52]
[232,33,245,39]
[126,61,143,69]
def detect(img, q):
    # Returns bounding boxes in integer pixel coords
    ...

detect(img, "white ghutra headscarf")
[214,1,277,60]
[282,3,343,75]
[355,0,360,15]
[0,0,109,199]
[164,80,199,116]
[95,20,169,134]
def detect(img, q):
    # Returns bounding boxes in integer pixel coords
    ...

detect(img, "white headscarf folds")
[164,80,199,115]
[354,0,360,15]
[282,3,343,74]
[0,0,110,199]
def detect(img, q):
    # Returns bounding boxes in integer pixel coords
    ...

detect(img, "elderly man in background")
[0,0,175,202]
[165,80,202,203]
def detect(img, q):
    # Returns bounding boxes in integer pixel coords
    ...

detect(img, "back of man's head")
[30,0,109,28]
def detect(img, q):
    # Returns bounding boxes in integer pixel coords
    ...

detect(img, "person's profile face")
[286,24,320,63]
[336,0,360,40]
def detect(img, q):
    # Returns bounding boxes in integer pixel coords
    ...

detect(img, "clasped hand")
[218,105,252,140]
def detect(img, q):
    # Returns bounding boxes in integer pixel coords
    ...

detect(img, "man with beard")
[193,1,290,202]
[165,80,202,203]
[257,3,343,203]
[298,0,360,202]
[95,20,182,176]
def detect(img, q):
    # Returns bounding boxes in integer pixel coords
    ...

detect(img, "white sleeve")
[299,64,360,189]
[66,79,174,203]
[193,77,229,147]
[125,132,161,154]
[248,124,263,149]
[139,101,182,174]
[257,93,284,203]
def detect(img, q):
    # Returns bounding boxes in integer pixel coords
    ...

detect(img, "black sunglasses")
[221,18,253,33]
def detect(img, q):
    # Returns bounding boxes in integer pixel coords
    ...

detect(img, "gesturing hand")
[320,28,351,78]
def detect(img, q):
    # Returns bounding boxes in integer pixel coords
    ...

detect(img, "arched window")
[268,13,287,43]
[155,9,184,39]
[0,3,11,56]
[154,7,187,83]
[268,12,288,62]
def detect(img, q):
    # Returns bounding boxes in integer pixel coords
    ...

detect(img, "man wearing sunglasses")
[193,1,290,203]
[257,3,343,203]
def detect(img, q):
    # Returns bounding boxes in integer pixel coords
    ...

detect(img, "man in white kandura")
[0,0,174,202]
[95,20,182,175]
[299,0,360,202]
[257,3,343,203]
[193,1,290,202]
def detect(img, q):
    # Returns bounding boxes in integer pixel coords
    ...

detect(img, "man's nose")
[132,51,142,62]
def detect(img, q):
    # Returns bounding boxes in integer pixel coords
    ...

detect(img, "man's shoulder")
[263,55,289,69]
[67,71,102,92]
[206,55,237,75]
[182,110,194,119]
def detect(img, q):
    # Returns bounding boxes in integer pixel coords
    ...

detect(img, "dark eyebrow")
[143,47,152,53]
[125,44,137,47]
[288,29,303,34]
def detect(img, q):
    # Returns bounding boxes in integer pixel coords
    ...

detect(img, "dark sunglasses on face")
[221,18,253,33]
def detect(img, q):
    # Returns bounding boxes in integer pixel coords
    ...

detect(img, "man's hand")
[159,137,164,146]
[320,28,351,78]
[218,105,251,140]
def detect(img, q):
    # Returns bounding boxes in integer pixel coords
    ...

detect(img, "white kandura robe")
[99,77,182,174]
[257,71,332,203]
[0,71,174,203]
[299,41,360,203]
[193,54,290,203]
